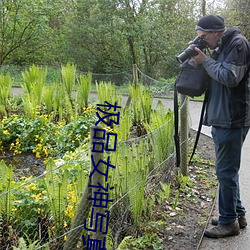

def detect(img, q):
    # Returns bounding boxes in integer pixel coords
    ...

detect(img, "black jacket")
[203,26,250,128]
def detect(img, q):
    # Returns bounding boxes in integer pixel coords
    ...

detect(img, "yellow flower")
[64,205,74,218]
[32,193,42,201]
[71,195,76,204]
[26,183,37,191]
[14,149,22,155]
[42,147,49,157]
[12,207,17,212]
[3,130,9,135]
[36,152,41,159]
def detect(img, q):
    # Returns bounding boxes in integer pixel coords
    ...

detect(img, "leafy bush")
[0,107,97,158]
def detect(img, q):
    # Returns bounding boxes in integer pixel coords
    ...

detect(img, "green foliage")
[0,161,14,222]
[76,72,92,110]
[0,111,96,157]
[43,159,68,229]
[21,65,47,118]
[0,0,227,77]
[110,138,152,226]
[0,70,179,247]
[43,85,56,113]
[61,63,76,101]
[12,178,48,240]
[12,234,44,250]
[159,182,171,202]
[96,81,122,107]
[178,172,192,189]
[117,233,163,250]
[117,109,132,141]
[0,73,12,117]
[145,100,174,164]
[129,84,153,125]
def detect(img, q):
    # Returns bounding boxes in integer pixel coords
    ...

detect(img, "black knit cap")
[195,15,225,32]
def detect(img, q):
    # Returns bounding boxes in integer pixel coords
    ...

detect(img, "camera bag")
[175,58,209,97]
[174,58,210,168]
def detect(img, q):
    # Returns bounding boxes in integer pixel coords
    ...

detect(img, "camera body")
[176,36,208,64]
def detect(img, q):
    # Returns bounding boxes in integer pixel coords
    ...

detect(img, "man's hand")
[192,47,207,64]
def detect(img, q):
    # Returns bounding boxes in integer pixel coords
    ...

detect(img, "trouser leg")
[211,126,249,225]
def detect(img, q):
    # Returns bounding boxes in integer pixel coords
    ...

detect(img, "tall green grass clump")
[145,100,174,164]
[76,72,92,112]
[21,65,47,118]
[0,73,12,117]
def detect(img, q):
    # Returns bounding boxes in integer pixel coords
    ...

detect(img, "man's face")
[196,30,221,49]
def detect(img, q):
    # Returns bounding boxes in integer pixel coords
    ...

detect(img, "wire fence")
[0,66,189,249]
[0,64,175,97]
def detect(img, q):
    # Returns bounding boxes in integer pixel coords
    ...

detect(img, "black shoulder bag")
[175,58,208,97]
[174,58,210,168]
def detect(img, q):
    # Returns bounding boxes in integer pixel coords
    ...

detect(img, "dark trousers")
[211,126,249,225]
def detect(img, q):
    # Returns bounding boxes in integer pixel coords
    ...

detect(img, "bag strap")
[189,91,208,164]
[174,80,208,168]
[174,80,180,168]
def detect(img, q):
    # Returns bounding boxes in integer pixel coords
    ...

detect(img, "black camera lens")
[176,45,198,63]
[176,37,208,63]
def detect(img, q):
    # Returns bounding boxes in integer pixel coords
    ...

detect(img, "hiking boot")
[211,214,247,229]
[204,222,240,238]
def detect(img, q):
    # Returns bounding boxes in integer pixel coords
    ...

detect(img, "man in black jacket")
[193,15,250,238]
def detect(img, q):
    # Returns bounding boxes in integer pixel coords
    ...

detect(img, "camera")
[176,36,208,64]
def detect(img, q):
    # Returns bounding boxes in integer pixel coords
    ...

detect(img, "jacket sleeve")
[203,38,250,87]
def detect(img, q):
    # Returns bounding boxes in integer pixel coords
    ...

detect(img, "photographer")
[192,15,250,238]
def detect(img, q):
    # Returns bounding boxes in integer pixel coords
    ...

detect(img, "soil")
[159,130,217,250]
[0,152,45,180]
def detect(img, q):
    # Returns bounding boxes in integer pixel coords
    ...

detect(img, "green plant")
[116,108,132,141]
[172,190,180,210]
[21,65,47,118]
[96,81,122,107]
[117,233,163,250]
[12,177,49,241]
[178,172,194,190]
[0,110,96,158]
[60,62,76,102]
[43,84,56,114]
[129,83,152,127]
[0,161,14,222]
[12,233,48,250]
[0,73,12,117]
[76,72,92,111]
[145,100,174,164]
[158,182,171,202]
[110,139,152,225]
[43,159,68,227]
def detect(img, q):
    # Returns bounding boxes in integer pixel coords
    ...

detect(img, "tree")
[0,0,47,65]
[220,0,250,39]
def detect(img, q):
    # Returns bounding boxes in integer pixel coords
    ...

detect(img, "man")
[192,15,250,238]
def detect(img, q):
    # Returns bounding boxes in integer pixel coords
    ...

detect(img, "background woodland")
[0,0,249,80]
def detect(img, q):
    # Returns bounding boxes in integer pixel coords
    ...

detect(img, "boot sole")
[204,230,240,238]
[211,218,247,229]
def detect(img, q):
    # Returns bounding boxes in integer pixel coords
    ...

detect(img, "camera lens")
[176,45,198,63]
